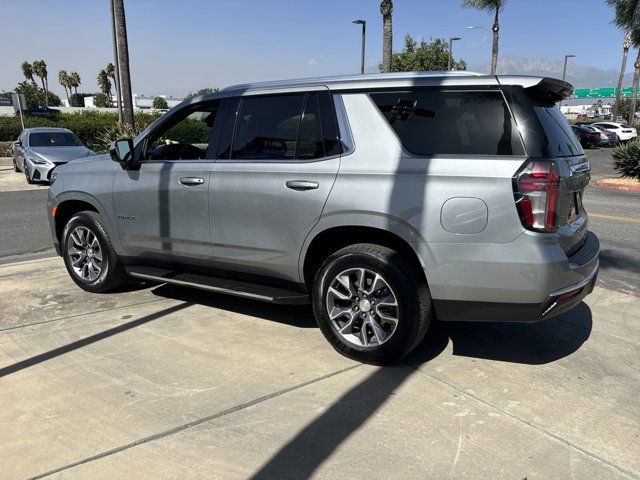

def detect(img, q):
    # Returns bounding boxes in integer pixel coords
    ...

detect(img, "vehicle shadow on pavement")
[150,284,317,328]
[246,304,592,479]
[412,301,593,366]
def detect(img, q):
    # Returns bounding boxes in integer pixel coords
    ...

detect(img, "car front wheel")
[62,211,128,293]
[312,243,432,365]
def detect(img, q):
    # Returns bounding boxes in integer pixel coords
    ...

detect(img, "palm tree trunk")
[64,86,70,105]
[490,8,500,75]
[39,77,48,106]
[613,31,631,122]
[113,0,135,127]
[380,0,393,73]
[629,49,640,126]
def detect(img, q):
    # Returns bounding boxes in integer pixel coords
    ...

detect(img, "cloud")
[307,56,318,65]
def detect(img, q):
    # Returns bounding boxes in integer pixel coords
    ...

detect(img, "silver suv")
[48,72,599,364]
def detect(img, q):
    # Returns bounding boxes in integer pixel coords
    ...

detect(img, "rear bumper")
[431,231,600,322]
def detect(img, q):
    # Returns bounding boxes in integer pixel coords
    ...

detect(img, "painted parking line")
[590,213,640,224]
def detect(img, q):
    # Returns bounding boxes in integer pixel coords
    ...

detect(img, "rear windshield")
[29,132,81,147]
[533,106,583,157]
[370,90,524,156]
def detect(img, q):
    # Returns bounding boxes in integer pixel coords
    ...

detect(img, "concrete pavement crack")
[406,362,639,480]
[27,363,362,480]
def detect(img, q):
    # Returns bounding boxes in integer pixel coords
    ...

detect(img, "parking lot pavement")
[1,258,638,479]
[0,164,49,193]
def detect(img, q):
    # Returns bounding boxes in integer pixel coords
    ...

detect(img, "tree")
[113,0,135,127]
[69,72,81,96]
[97,69,112,100]
[384,35,467,72]
[380,0,393,72]
[93,93,111,108]
[184,87,219,99]
[21,62,36,84]
[32,60,49,106]
[14,81,60,108]
[58,70,71,104]
[607,0,640,121]
[613,97,633,120]
[462,0,507,75]
[152,96,168,109]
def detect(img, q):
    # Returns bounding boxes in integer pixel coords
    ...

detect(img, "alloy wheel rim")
[67,226,104,282]
[325,268,399,348]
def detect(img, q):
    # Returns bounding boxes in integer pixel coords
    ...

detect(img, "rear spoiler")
[523,77,574,105]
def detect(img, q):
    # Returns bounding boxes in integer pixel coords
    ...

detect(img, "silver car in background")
[12,127,96,184]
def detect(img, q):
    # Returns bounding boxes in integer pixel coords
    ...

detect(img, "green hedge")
[0,111,161,152]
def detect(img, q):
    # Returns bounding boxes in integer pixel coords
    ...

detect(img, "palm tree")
[58,70,71,104]
[608,0,640,122]
[105,62,116,82]
[97,69,113,100]
[69,72,81,96]
[32,60,49,105]
[113,0,135,127]
[380,0,393,73]
[21,62,36,84]
[462,0,507,75]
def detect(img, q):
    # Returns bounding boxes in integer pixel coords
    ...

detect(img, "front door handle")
[286,180,319,191]
[179,177,205,186]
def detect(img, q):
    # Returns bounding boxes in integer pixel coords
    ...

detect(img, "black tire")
[61,211,128,293]
[312,243,432,365]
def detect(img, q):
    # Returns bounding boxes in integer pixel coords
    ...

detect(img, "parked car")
[571,124,601,148]
[47,72,599,364]
[591,122,638,142]
[590,125,617,146]
[27,106,60,116]
[12,128,96,184]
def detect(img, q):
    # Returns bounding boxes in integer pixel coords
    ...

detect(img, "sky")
[0,0,627,98]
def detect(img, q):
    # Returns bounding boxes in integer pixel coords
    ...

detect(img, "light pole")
[448,36,461,70]
[352,20,366,75]
[562,54,575,82]
[110,0,123,122]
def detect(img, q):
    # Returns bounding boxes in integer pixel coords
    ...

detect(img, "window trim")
[367,88,527,159]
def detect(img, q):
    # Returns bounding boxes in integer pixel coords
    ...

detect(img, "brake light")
[514,160,560,232]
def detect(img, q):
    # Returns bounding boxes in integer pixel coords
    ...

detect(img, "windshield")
[30,132,82,147]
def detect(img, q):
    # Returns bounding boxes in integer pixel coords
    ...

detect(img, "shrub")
[152,96,168,109]
[70,93,87,107]
[0,110,161,152]
[612,139,640,180]
[93,93,111,108]
[96,118,156,153]
[0,140,12,156]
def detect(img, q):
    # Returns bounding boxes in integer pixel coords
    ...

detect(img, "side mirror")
[13,140,21,147]
[110,138,135,166]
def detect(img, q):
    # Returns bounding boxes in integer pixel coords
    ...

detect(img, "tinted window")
[30,132,81,147]
[370,90,524,156]
[319,92,342,156]
[232,95,305,160]
[533,106,583,157]
[297,94,324,159]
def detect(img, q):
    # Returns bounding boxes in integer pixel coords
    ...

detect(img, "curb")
[594,181,640,192]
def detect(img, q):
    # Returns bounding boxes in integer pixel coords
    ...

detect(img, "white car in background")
[591,122,637,142]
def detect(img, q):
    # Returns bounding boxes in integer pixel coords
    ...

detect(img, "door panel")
[210,158,339,282]
[112,161,213,261]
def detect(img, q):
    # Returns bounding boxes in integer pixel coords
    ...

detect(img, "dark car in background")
[571,124,601,148]
[590,125,617,146]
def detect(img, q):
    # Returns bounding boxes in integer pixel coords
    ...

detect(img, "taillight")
[513,160,560,232]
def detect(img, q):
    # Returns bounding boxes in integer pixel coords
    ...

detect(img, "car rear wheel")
[312,243,432,365]
[62,211,128,293]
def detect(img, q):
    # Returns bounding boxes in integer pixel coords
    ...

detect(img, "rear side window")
[533,106,583,157]
[370,90,524,156]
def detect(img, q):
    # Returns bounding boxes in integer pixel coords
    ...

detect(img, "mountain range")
[473,55,633,88]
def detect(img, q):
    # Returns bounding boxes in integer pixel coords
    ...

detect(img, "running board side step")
[125,266,310,305]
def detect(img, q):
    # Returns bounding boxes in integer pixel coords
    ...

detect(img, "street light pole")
[448,36,461,70]
[353,20,366,75]
[562,54,575,82]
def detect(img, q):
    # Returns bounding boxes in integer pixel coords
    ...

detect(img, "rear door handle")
[179,177,205,186]
[286,180,319,191]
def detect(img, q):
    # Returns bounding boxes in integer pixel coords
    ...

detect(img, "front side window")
[370,90,524,156]
[29,132,82,147]
[146,101,219,160]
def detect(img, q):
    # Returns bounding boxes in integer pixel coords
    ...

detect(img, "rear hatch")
[506,78,591,256]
